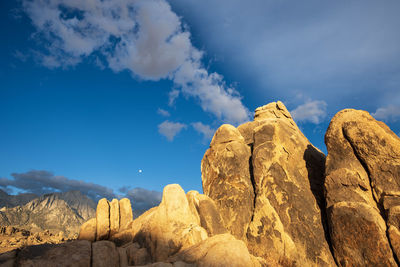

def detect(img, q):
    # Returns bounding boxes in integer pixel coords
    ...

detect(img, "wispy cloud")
[157,108,170,117]
[291,100,327,124]
[170,0,400,111]
[21,0,250,124]
[372,106,400,122]
[158,120,187,141]
[191,122,214,140]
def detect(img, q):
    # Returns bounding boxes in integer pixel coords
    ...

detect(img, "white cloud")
[22,0,250,124]
[291,100,327,124]
[157,108,170,117]
[158,120,187,141]
[168,89,180,106]
[191,122,214,140]
[372,106,400,122]
[170,0,400,109]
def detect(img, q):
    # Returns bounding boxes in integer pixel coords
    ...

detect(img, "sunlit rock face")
[324,109,400,266]
[202,101,335,266]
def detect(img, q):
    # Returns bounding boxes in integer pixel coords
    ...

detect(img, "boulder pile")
[2,101,400,267]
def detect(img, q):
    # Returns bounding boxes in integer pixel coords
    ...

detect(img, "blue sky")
[1,0,400,204]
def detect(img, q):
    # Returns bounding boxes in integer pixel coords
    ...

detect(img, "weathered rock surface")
[16,240,91,267]
[110,199,120,237]
[77,218,96,242]
[186,191,227,236]
[169,233,258,267]
[133,184,208,262]
[325,109,400,266]
[96,198,110,241]
[0,226,71,254]
[201,124,254,241]
[119,198,133,231]
[202,101,335,266]
[79,198,134,243]
[92,240,120,267]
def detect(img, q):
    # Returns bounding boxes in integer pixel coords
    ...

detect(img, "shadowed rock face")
[325,109,400,266]
[202,101,335,266]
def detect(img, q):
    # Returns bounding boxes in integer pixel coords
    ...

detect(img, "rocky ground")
[0,226,73,254]
[1,101,400,267]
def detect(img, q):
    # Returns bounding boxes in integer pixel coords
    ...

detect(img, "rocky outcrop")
[202,101,335,266]
[324,109,400,266]
[77,218,96,242]
[186,191,227,236]
[0,226,71,254]
[119,198,133,231]
[133,184,208,262]
[201,124,254,241]
[16,240,91,267]
[92,240,120,267]
[169,233,262,267]
[79,198,134,243]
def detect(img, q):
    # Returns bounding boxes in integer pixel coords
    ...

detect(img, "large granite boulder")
[16,240,91,267]
[77,218,96,242]
[96,198,111,241]
[202,101,336,266]
[133,184,208,262]
[78,198,134,243]
[92,240,120,267]
[201,124,254,241]
[169,233,262,267]
[325,109,400,266]
[186,191,227,236]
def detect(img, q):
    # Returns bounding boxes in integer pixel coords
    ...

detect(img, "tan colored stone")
[110,198,120,237]
[133,184,207,262]
[77,218,96,242]
[202,124,254,241]
[325,109,400,265]
[186,191,201,226]
[92,240,119,267]
[169,233,255,267]
[16,240,91,267]
[186,191,227,236]
[202,101,334,265]
[96,198,110,241]
[246,110,334,265]
[119,198,133,230]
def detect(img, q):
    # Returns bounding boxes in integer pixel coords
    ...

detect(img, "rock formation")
[201,124,254,241]
[78,198,134,242]
[324,109,400,266]
[4,102,400,267]
[0,226,71,254]
[202,101,335,266]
